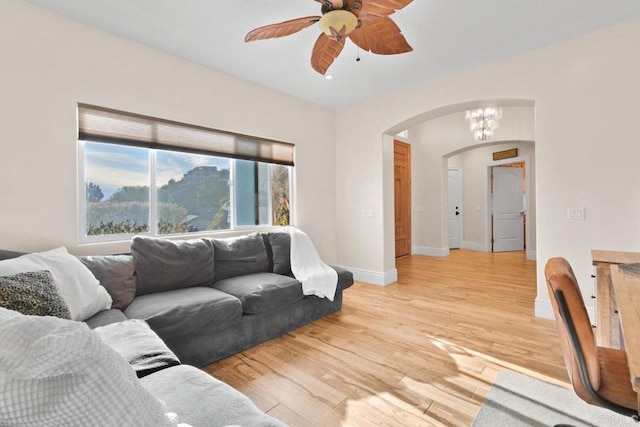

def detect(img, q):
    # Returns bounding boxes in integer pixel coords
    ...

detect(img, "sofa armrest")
[332,266,354,291]
[140,365,287,427]
[93,319,180,378]
[0,249,26,260]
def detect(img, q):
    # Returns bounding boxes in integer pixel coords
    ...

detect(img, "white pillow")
[0,307,177,427]
[0,247,112,321]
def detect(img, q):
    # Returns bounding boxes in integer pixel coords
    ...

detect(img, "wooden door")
[492,166,524,252]
[394,140,411,257]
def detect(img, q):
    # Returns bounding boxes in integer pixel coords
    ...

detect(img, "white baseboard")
[534,297,554,320]
[460,241,484,251]
[412,246,450,257]
[343,266,397,286]
[457,242,536,260]
[535,296,595,322]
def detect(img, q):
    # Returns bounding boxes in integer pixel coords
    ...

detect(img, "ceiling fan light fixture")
[318,10,358,39]
[244,0,414,75]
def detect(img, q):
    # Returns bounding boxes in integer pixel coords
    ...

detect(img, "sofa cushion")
[94,319,180,378]
[209,233,270,281]
[140,364,287,427]
[131,236,215,295]
[80,255,136,310]
[124,287,242,340]
[0,270,71,319]
[212,272,304,314]
[84,308,128,329]
[266,232,293,276]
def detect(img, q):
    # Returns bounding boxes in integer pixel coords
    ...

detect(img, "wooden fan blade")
[350,0,413,18]
[311,33,346,74]
[314,0,345,9]
[245,16,321,42]
[348,16,412,54]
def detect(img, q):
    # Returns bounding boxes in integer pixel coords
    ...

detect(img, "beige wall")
[0,0,338,261]
[336,18,640,318]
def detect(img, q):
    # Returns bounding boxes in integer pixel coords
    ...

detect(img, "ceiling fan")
[245,0,413,75]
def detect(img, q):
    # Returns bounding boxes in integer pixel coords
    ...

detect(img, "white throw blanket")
[286,227,338,301]
[0,308,182,426]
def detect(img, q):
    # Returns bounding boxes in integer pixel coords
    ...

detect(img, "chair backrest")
[544,257,601,400]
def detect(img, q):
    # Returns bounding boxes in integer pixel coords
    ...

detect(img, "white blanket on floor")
[287,227,338,301]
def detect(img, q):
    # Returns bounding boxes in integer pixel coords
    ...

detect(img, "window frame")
[78,140,293,243]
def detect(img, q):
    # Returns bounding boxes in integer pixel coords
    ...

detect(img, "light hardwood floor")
[203,250,568,426]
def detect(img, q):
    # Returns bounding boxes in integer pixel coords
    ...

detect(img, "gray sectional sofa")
[0,231,354,426]
[82,232,354,367]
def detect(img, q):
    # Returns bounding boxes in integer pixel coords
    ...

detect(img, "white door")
[447,167,462,249]
[492,166,524,252]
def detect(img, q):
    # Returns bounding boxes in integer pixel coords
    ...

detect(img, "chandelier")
[465,108,503,141]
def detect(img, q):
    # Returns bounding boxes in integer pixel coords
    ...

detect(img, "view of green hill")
[86,165,231,235]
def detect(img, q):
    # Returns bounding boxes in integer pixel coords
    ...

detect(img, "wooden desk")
[611,265,640,405]
[592,250,640,348]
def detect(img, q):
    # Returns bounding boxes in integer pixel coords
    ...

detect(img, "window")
[84,143,151,236]
[78,105,293,242]
[156,150,232,233]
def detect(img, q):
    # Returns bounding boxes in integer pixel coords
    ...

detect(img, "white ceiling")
[21,0,640,108]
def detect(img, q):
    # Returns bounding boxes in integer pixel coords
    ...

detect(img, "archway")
[382,99,535,278]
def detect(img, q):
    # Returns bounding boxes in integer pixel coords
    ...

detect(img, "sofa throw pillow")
[80,255,136,311]
[209,233,270,282]
[0,270,71,319]
[0,247,112,321]
[267,232,293,277]
[131,236,215,296]
[0,307,177,427]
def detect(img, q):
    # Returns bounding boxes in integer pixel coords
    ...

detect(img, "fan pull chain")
[356,47,361,62]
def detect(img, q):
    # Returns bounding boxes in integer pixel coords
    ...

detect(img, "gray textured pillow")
[267,232,293,277]
[79,255,136,311]
[0,270,71,319]
[210,233,270,282]
[130,236,215,296]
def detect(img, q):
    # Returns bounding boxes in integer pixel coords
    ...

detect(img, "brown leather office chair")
[545,257,639,420]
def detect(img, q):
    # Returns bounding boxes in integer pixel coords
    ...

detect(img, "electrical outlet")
[567,208,585,220]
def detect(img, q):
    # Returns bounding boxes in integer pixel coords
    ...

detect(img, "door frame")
[484,155,532,259]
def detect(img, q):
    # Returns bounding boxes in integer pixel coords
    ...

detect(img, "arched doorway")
[383,99,536,277]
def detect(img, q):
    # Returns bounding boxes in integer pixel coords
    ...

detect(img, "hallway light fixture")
[466,107,502,141]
